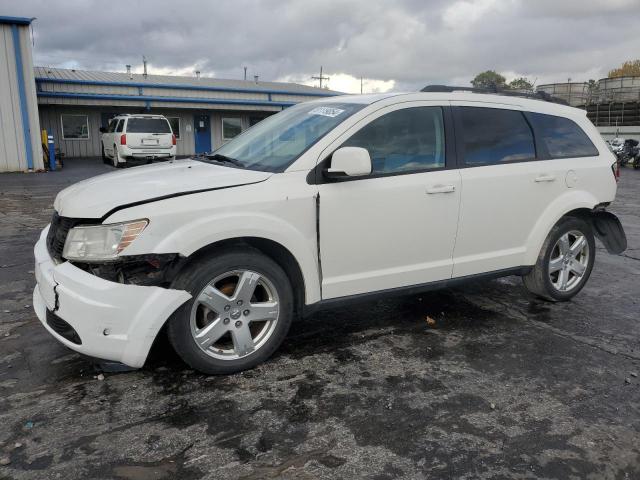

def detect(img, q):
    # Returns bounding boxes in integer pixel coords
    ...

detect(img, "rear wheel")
[523,216,595,301]
[167,249,293,374]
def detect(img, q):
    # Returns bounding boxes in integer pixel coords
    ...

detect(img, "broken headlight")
[62,220,148,262]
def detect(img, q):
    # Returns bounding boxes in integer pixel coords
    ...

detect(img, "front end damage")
[33,226,191,368]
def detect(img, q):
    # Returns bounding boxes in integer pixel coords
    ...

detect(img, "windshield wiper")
[204,153,245,168]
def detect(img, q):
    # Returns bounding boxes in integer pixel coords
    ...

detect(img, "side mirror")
[99,127,107,133]
[324,147,372,179]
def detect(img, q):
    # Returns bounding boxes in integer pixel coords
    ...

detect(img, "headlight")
[62,220,148,262]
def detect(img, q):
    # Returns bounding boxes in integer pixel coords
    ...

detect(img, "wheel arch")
[179,236,311,316]
[524,190,600,265]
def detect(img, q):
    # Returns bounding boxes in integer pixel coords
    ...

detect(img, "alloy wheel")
[189,270,280,360]
[548,230,589,292]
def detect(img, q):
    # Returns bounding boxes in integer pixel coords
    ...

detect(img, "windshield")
[208,102,365,172]
[126,118,172,134]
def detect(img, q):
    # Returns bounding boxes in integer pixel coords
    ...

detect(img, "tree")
[608,60,640,78]
[471,70,507,90]
[508,77,533,90]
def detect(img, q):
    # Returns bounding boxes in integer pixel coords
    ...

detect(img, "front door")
[318,103,461,299]
[194,114,211,153]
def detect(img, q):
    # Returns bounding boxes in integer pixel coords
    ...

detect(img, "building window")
[249,116,266,127]
[167,117,181,139]
[222,117,242,142]
[61,114,89,140]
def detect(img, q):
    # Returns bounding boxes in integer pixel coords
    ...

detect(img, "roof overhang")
[0,16,35,26]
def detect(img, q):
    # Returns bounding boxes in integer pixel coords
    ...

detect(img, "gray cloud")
[2,0,639,91]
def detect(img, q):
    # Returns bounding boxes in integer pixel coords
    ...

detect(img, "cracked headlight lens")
[62,220,148,262]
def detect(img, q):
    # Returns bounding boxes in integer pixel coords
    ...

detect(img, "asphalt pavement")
[0,158,639,479]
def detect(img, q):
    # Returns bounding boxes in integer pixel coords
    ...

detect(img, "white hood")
[54,159,272,218]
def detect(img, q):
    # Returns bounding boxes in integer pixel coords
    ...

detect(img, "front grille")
[46,310,82,345]
[46,212,83,261]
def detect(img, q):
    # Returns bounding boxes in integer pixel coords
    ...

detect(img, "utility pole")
[244,66,247,81]
[360,76,363,94]
[311,66,330,89]
[142,55,148,78]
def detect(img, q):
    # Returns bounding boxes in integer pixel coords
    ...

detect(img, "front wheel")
[523,216,595,301]
[167,248,293,374]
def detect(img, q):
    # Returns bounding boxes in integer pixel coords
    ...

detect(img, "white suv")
[34,89,627,374]
[100,114,176,167]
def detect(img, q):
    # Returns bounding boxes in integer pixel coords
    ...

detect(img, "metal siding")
[18,25,43,169]
[3,24,26,170]
[0,25,21,171]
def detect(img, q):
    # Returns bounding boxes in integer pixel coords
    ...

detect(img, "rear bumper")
[120,145,176,160]
[33,227,191,368]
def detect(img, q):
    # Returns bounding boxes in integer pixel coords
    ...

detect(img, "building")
[35,67,340,159]
[0,16,43,172]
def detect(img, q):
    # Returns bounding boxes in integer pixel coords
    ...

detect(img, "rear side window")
[458,107,535,166]
[342,106,445,174]
[527,113,599,158]
[125,118,172,134]
[115,120,124,133]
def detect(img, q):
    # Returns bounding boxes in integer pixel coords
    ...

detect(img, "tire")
[523,216,595,302]
[167,248,294,374]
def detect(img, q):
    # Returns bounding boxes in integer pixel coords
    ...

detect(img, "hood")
[54,159,272,219]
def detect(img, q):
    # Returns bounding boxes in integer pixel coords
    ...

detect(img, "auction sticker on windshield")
[308,107,345,117]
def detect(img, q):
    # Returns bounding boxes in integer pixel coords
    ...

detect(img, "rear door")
[125,117,173,150]
[450,103,568,277]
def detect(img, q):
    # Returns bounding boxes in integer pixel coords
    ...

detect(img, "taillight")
[611,161,620,182]
[172,134,176,146]
[120,134,127,146]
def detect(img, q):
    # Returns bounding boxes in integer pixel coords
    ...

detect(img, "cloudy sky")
[2,0,639,93]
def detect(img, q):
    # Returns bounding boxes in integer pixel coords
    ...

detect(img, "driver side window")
[341,106,445,175]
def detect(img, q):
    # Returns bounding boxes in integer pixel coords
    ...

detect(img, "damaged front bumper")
[33,226,191,368]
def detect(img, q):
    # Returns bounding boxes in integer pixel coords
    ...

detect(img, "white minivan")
[100,114,176,167]
[34,88,627,374]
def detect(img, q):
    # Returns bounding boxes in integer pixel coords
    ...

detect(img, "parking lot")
[0,159,639,479]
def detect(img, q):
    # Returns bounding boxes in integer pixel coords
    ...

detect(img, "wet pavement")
[0,158,639,479]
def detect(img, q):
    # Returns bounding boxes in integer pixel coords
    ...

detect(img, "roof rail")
[420,84,569,106]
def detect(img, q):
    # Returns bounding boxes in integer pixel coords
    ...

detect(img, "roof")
[0,16,35,26]
[34,67,341,96]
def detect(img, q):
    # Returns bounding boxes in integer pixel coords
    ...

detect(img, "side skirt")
[302,266,532,317]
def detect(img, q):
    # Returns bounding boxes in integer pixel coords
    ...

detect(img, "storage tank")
[596,76,640,103]
[536,82,590,107]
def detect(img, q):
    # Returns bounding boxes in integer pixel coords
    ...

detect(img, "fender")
[117,209,322,305]
[524,189,600,265]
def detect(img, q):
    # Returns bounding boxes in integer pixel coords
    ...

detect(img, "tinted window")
[107,119,117,133]
[342,106,445,174]
[126,118,171,133]
[459,107,535,166]
[527,113,598,158]
[115,120,124,133]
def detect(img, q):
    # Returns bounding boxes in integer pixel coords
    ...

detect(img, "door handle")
[426,184,456,194]
[534,174,556,183]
